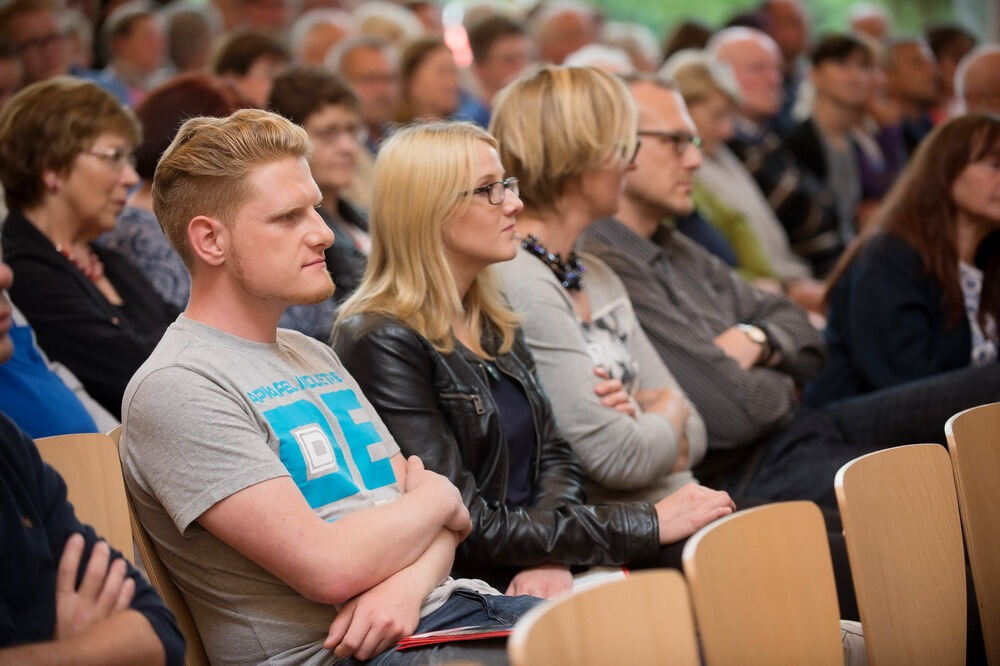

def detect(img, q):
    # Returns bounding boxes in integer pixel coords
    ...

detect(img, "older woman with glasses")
[333,113,734,599]
[0,77,177,418]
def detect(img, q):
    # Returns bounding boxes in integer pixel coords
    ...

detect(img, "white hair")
[954,44,1000,110]
[563,44,634,73]
[353,1,424,48]
[707,26,779,62]
[289,9,356,61]
[601,21,662,69]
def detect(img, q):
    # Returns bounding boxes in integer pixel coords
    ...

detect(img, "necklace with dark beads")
[521,234,586,291]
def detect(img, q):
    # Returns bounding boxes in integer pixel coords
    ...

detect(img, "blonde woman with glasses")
[332,115,733,600]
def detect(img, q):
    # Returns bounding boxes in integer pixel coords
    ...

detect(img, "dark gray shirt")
[579,218,826,451]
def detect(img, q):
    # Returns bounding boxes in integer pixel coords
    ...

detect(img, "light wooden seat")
[835,444,966,665]
[507,569,699,666]
[109,426,210,666]
[947,403,1000,664]
[35,432,134,561]
[682,501,843,666]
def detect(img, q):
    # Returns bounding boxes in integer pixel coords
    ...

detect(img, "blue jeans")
[345,591,540,665]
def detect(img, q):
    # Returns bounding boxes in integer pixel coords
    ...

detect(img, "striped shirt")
[579,218,826,452]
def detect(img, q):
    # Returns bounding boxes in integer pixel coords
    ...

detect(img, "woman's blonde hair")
[661,49,741,107]
[488,65,637,212]
[336,121,519,357]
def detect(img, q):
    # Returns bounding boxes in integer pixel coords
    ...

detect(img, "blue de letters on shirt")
[263,388,394,508]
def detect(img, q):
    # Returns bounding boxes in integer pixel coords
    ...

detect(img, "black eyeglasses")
[636,130,702,156]
[627,139,642,165]
[464,177,519,205]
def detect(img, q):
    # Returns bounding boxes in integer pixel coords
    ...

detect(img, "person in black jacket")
[0,253,183,663]
[808,113,1000,406]
[0,77,178,418]
[333,117,735,599]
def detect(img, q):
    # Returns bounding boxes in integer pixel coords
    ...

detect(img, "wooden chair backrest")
[835,444,966,665]
[507,569,699,666]
[109,426,210,666]
[35,432,134,561]
[682,501,843,666]
[947,403,1000,664]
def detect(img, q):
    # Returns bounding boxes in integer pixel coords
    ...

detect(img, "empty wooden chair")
[682,501,843,666]
[35,432,133,560]
[508,569,699,666]
[109,426,210,666]
[835,444,966,665]
[947,403,1000,664]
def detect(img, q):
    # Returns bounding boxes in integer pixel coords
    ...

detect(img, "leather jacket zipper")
[439,391,485,414]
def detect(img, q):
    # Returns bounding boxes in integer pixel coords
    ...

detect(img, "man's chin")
[297,282,336,306]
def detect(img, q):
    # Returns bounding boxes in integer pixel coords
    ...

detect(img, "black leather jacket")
[332,313,661,587]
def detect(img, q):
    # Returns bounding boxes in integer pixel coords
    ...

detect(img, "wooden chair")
[109,426,210,666]
[35,432,134,561]
[835,444,966,666]
[507,569,699,666]
[682,501,843,666]
[947,403,1000,664]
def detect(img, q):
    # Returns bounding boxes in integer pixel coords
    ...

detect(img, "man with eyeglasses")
[0,0,72,84]
[581,74,1000,511]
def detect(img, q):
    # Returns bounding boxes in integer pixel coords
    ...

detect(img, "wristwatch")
[737,323,773,366]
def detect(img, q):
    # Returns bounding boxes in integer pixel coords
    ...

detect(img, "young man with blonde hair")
[121,108,536,665]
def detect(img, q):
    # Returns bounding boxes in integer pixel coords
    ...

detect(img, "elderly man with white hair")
[709,27,843,277]
[955,44,1000,115]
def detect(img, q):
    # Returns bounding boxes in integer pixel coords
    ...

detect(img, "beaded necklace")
[520,234,586,291]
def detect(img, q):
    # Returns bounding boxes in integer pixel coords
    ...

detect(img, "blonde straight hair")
[336,121,519,357]
[489,65,637,213]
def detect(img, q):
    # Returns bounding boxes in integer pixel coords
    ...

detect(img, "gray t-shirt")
[121,316,492,665]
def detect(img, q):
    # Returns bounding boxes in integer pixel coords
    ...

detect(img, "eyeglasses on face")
[627,139,642,165]
[310,123,367,145]
[83,147,137,172]
[464,177,519,205]
[636,130,702,156]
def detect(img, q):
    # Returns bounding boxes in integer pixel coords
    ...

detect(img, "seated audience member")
[162,2,220,74]
[396,36,460,124]
[0,0,73,84]
[808,114,1000,406]
[784,34,877,246]
[332,119,735,595]
[925,23,977,121]
[268,66,369,308]
[211,29,289,107]
[760,0,811,134]
[122,108,539,664]
[665,51,825,308]
[489,67,705,505]
[89,1,166,107]
[0,256,183,662]
[530,1,598,65]
[955,44,1000,115]
[0,78,178,419]
[329,36,401,152]
[883,37,939,155]
[710,27,844,276]
[99,73,239,310]
[577,75,1000,504]
[0,304,118,437]
[289,9,355,66]
[460,14,532,128]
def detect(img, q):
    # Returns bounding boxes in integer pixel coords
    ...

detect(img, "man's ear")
[187,215,229,267]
